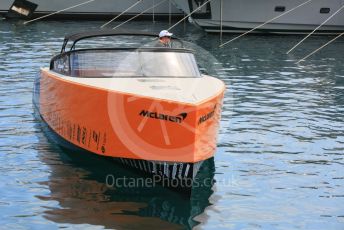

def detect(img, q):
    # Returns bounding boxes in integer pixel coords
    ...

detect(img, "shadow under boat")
[34,121,215,229]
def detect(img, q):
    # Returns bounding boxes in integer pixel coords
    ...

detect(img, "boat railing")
[61,30,184,53]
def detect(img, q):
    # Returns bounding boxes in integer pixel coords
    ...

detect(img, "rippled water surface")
[0,20,343,229]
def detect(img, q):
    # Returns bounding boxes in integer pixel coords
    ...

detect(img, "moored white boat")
[172,0,344,34]
[1,0,183,20]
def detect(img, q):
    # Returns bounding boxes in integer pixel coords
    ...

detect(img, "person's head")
[159,30,173,44]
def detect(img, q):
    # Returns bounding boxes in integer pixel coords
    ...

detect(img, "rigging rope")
[24,0,96,24]
[296,32,344,63]
[287,4,344,54]
[100,0,143,28]
[112,0,168,30]
[168,0,213,31]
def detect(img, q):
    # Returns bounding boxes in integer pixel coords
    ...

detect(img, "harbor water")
[0,20,343,229]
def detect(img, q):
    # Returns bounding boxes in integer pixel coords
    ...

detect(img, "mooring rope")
[152,0,155,23]
[100,0,143,28]
[168,0,172,26]
[219,0,313,47]
[287,4,344,54]
[219,0,223,43]
[168,0,213,31]
[112,0,168,30]
[296,32,344,63]
[23,0,96,24]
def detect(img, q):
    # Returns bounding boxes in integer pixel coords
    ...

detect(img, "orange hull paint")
[40,69,225,163]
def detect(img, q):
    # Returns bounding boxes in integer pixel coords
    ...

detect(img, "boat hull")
[1,0,183,20]
[34,68,225,181]
[196,20,344,35]
[34,105,201,185]
[172,0,344,34]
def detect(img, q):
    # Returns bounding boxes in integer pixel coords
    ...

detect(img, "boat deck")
[43,68,225,105]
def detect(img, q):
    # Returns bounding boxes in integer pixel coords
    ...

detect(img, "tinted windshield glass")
[140,52,200,77]
[69,50,201,78]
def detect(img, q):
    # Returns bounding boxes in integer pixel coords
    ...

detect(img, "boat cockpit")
[50,30,202,79]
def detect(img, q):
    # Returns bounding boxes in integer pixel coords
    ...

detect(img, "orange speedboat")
[33,30,225,184]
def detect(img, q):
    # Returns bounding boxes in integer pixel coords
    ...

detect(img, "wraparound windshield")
[69,50,201,78]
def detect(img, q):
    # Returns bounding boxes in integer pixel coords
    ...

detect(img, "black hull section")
[202,25,344,35]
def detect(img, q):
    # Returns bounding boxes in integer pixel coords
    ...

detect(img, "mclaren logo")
[198,105,217,125]
[139,110,187,123]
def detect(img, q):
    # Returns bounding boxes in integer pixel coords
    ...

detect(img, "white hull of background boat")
[0,0,183,19]
[172,0,344,34]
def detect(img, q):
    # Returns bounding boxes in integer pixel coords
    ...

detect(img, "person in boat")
[156,30,173,48]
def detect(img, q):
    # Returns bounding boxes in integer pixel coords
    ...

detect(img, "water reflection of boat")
[172,0,344,34]
[1,0,183,20]
[33,30,225,187]
[34,130,215,229]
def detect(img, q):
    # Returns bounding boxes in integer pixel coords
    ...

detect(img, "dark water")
[0,19,343,229]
